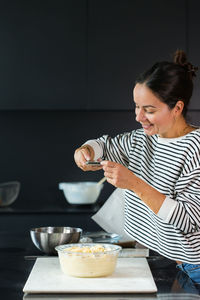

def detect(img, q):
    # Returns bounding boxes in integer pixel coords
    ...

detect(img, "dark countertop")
[0,203,101,214]
[1,232,200,300]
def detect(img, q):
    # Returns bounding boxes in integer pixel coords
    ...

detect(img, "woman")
[74,50,200,285]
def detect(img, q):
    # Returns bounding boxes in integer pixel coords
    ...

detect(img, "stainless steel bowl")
[30,226,82,255]
[0,181,20,207]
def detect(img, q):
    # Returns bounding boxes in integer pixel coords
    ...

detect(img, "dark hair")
[135,50,198,117]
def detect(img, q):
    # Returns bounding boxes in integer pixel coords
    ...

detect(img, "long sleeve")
[85,131,135,166]
[96,132,135,167]
[157,147,200,233]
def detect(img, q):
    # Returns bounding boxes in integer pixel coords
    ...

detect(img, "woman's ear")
[174,100,184,115]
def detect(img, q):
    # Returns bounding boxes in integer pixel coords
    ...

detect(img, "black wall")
[0,0,199,210]
[0,110,141,209]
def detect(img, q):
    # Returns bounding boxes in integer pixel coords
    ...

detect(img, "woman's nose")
[136,109,146,122]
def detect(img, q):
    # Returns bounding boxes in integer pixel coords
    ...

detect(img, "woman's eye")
[146,111,155,114]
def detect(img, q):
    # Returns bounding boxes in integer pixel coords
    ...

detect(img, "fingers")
[100,160,115,180]
[74,147,103,171]
[101,162,113,177]
[101,160,115,172]
[74,148,89,171]
[100,161,115,169]
[86,165,103,171]
[100,161,124,187]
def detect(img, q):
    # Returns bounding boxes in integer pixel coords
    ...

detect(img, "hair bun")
[173,49,198,79]
[173,49,187,65]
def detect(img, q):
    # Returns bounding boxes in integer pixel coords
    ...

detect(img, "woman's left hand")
[101,160,166,214]
[100,160,135,189]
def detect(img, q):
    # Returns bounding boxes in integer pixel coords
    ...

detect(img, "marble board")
[23,257,157,294]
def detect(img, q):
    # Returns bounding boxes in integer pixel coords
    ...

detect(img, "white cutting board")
[23,257,157,294]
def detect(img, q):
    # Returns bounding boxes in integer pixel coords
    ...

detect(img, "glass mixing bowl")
[0,181,20,207]
[55,243,122,277]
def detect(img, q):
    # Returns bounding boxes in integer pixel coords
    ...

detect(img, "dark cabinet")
[188,0,200,110]
[0,0,190,110]
[0,0,87,109]
[87,0,186,110]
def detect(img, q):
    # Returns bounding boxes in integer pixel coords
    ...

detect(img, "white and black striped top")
[86,128,200,263]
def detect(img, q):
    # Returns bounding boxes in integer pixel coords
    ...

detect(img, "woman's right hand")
[74,145,102,171]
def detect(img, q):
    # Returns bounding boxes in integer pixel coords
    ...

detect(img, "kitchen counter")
[1,232,200,299]
[0,202,101,214]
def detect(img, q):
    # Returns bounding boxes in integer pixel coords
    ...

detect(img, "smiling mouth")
[141,124,153,130]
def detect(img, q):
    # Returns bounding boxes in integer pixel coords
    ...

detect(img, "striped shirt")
[86,128,200,263]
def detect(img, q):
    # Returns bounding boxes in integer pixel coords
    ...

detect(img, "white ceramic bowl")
[55,243,122,277]
[59,182,104,205]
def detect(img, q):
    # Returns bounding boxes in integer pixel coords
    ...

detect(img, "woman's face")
[133,83,179,138]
